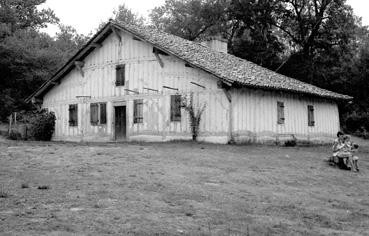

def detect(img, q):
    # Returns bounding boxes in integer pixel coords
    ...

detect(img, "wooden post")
[222,88,234,144]
[8,114,12,135]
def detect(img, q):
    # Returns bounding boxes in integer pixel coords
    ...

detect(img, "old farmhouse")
[26,21,352,144]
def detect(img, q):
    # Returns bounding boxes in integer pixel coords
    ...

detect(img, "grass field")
[0,138,369,235]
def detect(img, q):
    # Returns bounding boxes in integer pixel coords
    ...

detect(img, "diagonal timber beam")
[154,51,164,68]
[74,61,85,77]
[111,27,122,43]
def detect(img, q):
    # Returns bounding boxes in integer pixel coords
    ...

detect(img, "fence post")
[8,114,12,135]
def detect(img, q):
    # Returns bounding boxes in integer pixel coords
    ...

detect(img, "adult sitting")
[331,131,358,171]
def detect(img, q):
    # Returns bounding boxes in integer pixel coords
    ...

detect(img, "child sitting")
[342,135,359,172]
[351,143,360,171]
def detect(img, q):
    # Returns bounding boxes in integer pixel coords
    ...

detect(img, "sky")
[40,0,369,36]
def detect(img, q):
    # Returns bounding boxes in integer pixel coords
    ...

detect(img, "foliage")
[113,4,146,26]
[0,0,368,135]
[181,93,206,141]
[28,110,56,141]
[227,0,285,68]
[150,0,229,41]
[344,112,369,139]
[150,0,285,68]
[285,139,297,147]
[0,0,88,122]
[0,0,58,35]
[8,129,21,140]
[150,0,369,134]
[18,109,56,141]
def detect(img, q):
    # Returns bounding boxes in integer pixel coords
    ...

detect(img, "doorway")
[114,106,126,140]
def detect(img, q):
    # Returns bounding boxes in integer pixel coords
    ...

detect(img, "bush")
[285,140,297,147]
[8,130,21,140]
[344,112,369,139]
[12,109,56,141]
[28,111,56,141]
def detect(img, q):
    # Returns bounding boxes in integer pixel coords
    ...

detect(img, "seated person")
[332,134,359,171]
[332,131,345,163]
[341,135,355,171]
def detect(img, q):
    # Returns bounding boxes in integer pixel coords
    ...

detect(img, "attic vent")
[133,37,142,41]
[153,47,168,56]
[185,63,193,68]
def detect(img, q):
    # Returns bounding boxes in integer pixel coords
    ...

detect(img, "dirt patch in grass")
[0,140,369,235]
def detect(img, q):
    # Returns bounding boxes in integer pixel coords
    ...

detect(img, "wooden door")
[115,106,126,140]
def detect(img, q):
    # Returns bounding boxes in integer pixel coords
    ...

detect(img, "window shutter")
[277,101,285,124]
[68,105,73,126]
[90,103,99,125]
[170,95,181,122]
[115,64,125,86]
[308,105,315,126]
[100,103,107,124]
[69,104,78,126]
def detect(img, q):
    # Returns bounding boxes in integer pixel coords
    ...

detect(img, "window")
[277,101,285,124]
[308,105,315,127]
[90,103,107,126]
[170,95,182,122]
[69,104,78,127]
[133,99,143,124]
[115,64,125,86]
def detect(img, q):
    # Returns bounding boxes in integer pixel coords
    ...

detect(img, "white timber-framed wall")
[42,28,340,144]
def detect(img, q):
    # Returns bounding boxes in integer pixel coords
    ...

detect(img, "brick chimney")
[201,36,228,53]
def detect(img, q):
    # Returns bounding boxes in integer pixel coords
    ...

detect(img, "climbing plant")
[181,93,206,141]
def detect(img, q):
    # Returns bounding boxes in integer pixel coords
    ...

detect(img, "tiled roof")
[26,21,352,102]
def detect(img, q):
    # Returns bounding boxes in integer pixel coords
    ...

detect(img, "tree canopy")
[1,0,369,135]
[0,0,88,121]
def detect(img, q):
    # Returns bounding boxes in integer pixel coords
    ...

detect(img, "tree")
[228,0,285,68]
[0,26,88,121]
[150,0,284,69]
[275,1,362,87]
[0,0,58,34]
[0,0,88,121]
[113,4,146,26]
[150,0,229,41]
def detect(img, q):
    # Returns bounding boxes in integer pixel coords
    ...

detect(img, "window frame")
[90,102,107,126]
[170,94,182,122]
[115,64,125,86]
[69,104,78,127]
[308,105,315,127]
[133,99,144,124]
[277,101,285,125]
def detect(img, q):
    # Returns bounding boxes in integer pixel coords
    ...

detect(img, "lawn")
[0,139,369,236]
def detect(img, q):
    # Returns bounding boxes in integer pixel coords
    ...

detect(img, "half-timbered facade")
[26,21,352,144]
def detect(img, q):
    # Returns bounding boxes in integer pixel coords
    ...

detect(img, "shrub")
[9,110,56,141]
[8,130,21,140]
[285,140,297,147]
[344,112,369,139]
[181,93,206,141]
[28,111,56,141]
